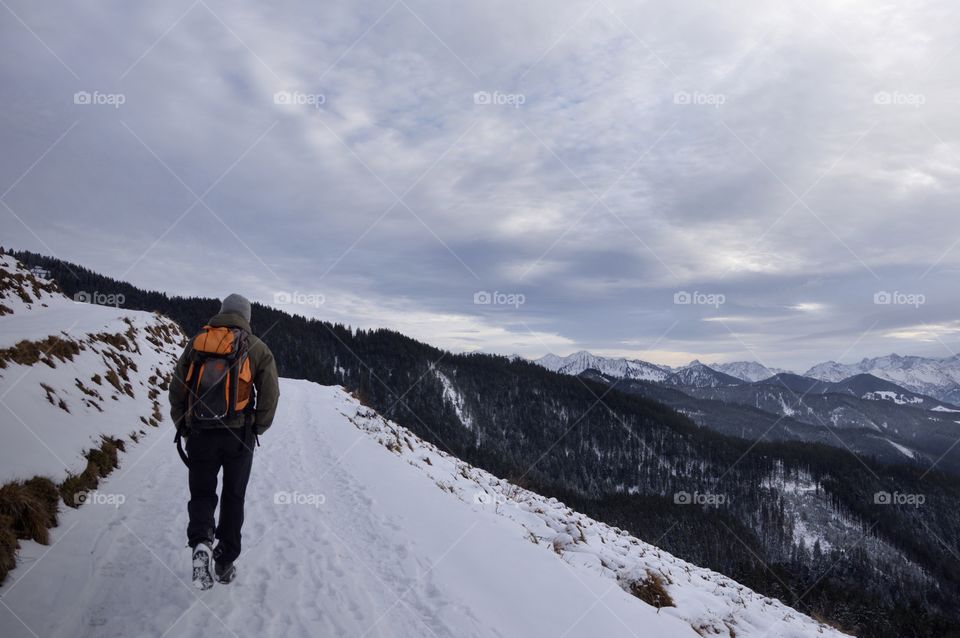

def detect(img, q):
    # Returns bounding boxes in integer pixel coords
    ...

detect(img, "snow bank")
[339,392,850,638]
[0,256,185,482]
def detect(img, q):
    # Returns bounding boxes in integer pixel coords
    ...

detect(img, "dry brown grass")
[86,437,122,477]
[624,571,675,609]
[0,265,60,307]
[0,335,80,369]
[101,350,136,398]
[150,399,162,427]
[60,436,125,508]
[145,321,184,349]
[75,378,104,412]
[40,382,56,404]
[0,514,17,584]
[75,378,103,400]
[93,332,131,352]
[0,477,60,546]
[121,319,141,353]
[104,369,123,396]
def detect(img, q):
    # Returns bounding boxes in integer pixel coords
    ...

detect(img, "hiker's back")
[168,293,280,590]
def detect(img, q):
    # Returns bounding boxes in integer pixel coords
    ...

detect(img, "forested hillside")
[10,249,960,637]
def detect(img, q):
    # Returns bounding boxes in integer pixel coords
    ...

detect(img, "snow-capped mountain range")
[711,360,788,382]
[536,351,671,382]
[535,352,791,385]
[536,350,960,473]
[536,351,960,403]
[663,360,743,388]
[804,354,960,404]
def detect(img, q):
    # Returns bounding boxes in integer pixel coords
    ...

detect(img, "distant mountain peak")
[666,362,744,388]
[804,354,960,403]
[710,361,789,383]
[535,351,670,382]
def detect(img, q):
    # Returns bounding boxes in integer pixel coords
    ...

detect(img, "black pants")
[186,428,254,564]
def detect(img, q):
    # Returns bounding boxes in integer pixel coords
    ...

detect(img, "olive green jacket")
[168,313,280,435]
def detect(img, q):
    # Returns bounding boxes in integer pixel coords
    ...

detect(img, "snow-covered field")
[0,257,848,637]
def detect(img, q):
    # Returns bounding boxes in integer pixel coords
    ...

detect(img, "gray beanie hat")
[220,293,252,322]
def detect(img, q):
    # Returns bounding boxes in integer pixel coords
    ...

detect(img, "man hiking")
[168,293,280,589]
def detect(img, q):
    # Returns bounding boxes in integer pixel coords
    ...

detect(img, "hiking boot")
[191,541,214,590]
[212,544,237,584]
[215,560,237,584]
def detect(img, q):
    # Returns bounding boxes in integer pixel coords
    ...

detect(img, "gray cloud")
[2,0,958,370]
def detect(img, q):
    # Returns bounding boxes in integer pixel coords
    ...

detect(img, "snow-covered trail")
[1,379,698,638]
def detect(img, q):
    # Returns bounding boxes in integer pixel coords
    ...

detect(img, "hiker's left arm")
[253,348,280,435]
[168,345,192,430]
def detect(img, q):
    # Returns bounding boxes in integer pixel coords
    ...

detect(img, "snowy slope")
[0,380,695,638]
[536,351,671,381]
[0,256,184,482]
[435,369,474,429]
[1,380,849,638]
[343,387,849,638]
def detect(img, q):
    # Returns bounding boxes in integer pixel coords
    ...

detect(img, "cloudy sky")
[2,0,958,371]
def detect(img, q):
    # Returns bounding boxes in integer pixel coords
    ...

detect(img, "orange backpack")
[184,326,254,423]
